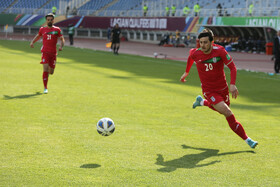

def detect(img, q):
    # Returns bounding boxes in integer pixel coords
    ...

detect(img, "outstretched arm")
[226,61,239,99]
[58,35,65,51]
[30,34,41,48]
[180,57,194,82]
[222,49,239,99]
[180,72,189,82]
[180,49,195,82]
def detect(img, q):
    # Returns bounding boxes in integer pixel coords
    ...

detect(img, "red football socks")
[226,114,248,140]
[203,99,210,106]
[43,71,49,89]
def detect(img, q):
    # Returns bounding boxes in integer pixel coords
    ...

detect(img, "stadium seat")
[1,0,279,17]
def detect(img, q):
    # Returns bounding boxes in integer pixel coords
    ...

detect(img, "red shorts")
[40,52,57,69]
[203,87,230,111]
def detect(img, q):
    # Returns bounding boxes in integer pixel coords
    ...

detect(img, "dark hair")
[202,28,214,37]
[198,32,213,42]
[45,13,55,19]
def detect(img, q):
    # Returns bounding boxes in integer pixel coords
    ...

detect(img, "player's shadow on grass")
[80,164,101,169]
[155,144,255,172]
[3,92,42,100]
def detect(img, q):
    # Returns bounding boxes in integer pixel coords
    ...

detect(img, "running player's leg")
[213,102,247,140]
[48,54,56,75]
[198,89,229,111]
[41,53,49,91]
[193,93,215,108]
[41,53,56,93]
[42,63,49,93]
[112,43,116,54]
[193,92,216,110]
[49,67,54,75]
[213,101,258,148]
[111,38,116,54]
[115,43,120,54]
[193,95,205,108]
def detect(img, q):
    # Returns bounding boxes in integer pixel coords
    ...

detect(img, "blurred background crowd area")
[0,0,279,55]
[1,0,279,17]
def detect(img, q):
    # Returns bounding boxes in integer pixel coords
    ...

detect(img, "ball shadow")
[80,163,101,169]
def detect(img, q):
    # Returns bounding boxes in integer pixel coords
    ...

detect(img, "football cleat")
[193,95,203,109]
[43,88,48,94]
[247,139,258,149]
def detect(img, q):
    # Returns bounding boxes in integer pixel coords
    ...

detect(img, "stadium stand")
[1,0,278,53]
[2,0,49,14]
[0,0,17,13]
[0,0,279,17]
[11,0,46,9]
[43,0,60,9]
[98,0,142,17]
[78,0,114,15]
[102,0,275,17]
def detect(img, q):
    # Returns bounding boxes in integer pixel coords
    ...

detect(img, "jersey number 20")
[205,63,213,71]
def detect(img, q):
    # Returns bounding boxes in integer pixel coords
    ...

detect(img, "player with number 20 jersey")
[180,30,258,149]
[187,46,236,92]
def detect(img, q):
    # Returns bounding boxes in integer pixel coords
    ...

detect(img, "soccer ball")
[154,52,158,58]
[96,118,115,136]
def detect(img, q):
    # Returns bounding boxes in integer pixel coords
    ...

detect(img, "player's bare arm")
[180,72,188,82]
[59,36,65,51]
[226,59,238,99]
[30,34,41,48]
[230,84,239,99]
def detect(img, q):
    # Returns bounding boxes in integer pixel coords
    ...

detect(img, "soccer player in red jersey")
[30,13,65,94]
[180,30,258,148]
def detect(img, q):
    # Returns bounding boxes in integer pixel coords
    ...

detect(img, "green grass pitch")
[0,39,279,186]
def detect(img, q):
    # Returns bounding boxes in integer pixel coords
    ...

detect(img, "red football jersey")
[38,26,62,54]
[186,45,236,92]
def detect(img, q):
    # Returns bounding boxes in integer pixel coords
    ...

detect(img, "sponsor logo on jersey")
[203,57,221,63]
[47,31,58,35]
[211,96,215,102]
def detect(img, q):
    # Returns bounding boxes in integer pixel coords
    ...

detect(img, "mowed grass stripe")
[0,40,279,186]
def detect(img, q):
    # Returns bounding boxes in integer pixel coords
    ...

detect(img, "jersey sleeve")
[57,28,62,37]
[185,48,196,73]
[220,47,233,66]
[38,27,44,36]
[220,48,237,85]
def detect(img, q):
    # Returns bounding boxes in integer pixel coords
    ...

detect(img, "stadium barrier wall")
[3,25,197,46]
[2,7,280,17]
[1,14,280,34]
